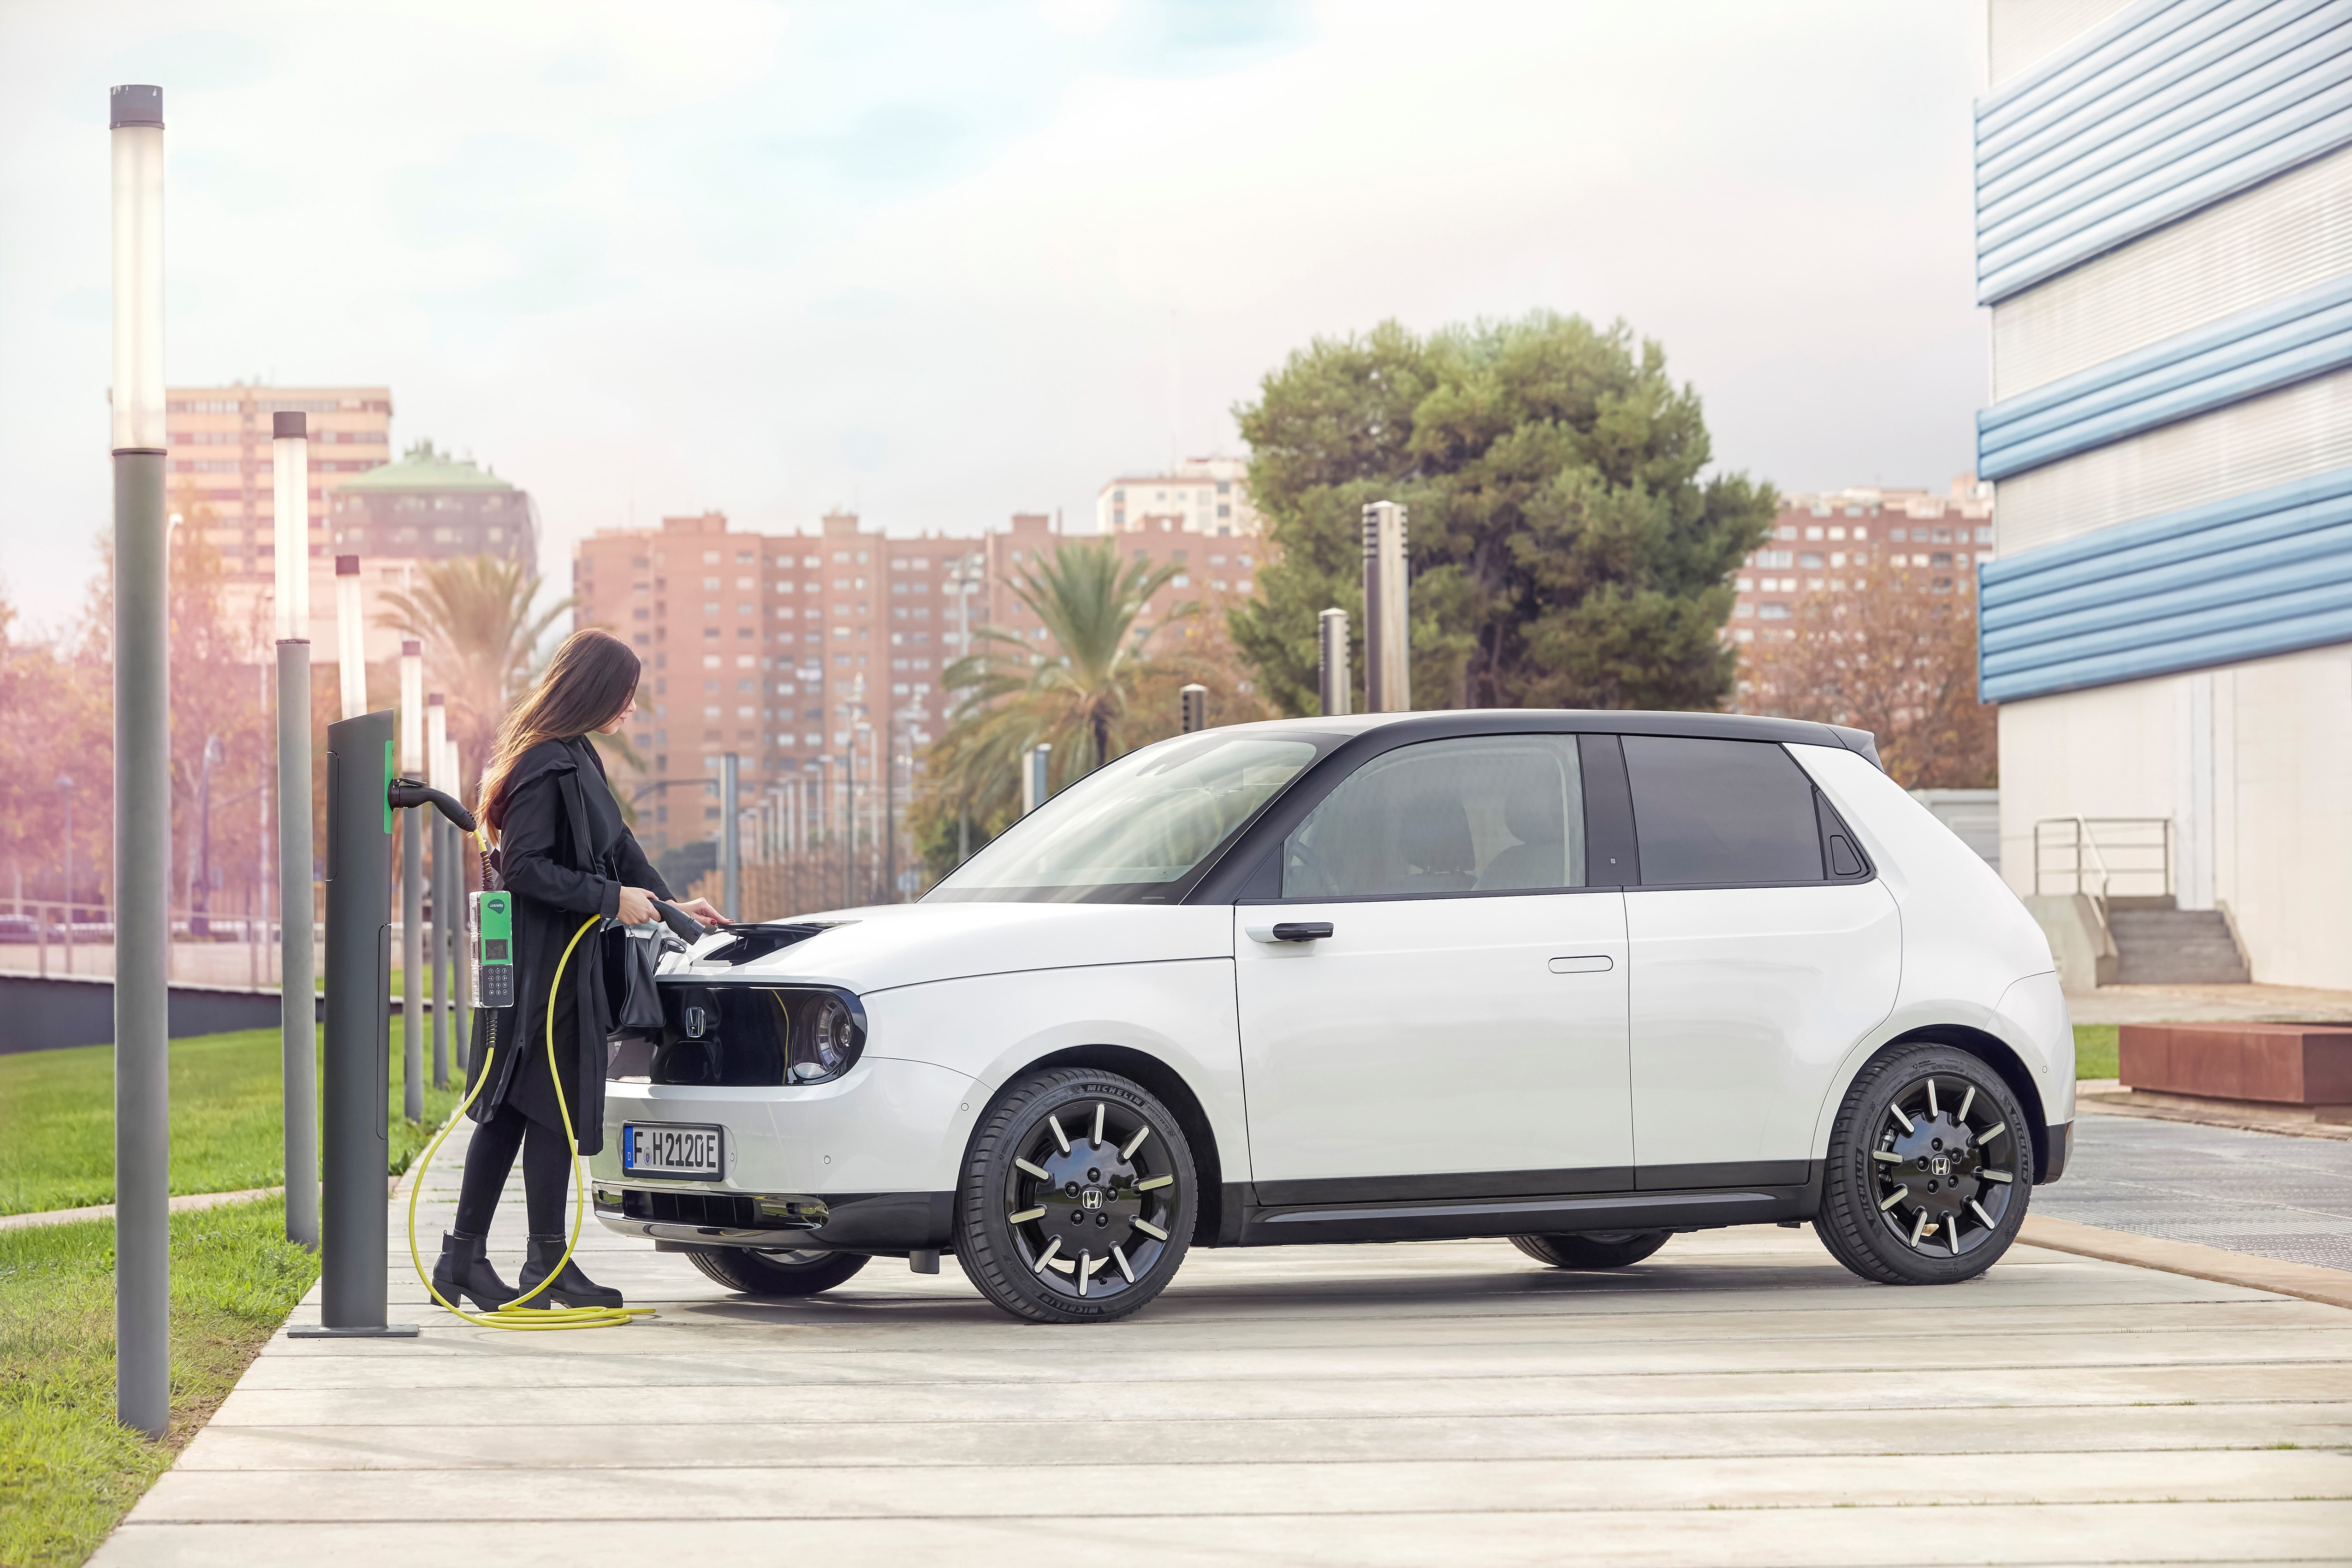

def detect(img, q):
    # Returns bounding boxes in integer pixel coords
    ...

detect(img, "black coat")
[465,736,671,1155]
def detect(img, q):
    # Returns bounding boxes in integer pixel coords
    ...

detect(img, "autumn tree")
[1738,567,1996,789]
[1229,312,1776,714]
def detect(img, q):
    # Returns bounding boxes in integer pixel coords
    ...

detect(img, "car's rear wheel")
[1509,1230,1672,1269]
[1814,1040,2034,1286]
[956,1066,1197,1324]
[686,1244,869,1297]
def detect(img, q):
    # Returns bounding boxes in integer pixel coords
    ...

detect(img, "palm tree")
[376,554,573,797]
[927,538,1194,831]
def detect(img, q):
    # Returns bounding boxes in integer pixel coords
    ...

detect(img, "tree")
[1737,568,1996,789]
[910,538,1213,883]
[1230,311,1776,715]
[375,554,572,792]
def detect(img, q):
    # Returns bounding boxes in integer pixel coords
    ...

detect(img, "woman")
[431,629,721,1311]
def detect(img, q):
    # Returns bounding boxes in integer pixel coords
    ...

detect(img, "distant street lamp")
[55,774,73,973]
[398,641,423,1123]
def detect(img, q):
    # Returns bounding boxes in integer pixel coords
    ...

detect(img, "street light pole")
[334,554,366,719]
[720,751,740,921]
[273,410,318,1246]
[56,776,74,974]
[109,80,171,1440]
[398,639,423,1124]
[426,694,448,1090]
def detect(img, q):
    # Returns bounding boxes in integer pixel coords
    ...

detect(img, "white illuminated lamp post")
[334,555,367,719]
[398,639,424,1123]
[273,409,319,1247]
[1361,501,1410,713]
[1022,742,1051,817]
[109,81,171,1439]
[425,695,450,1090]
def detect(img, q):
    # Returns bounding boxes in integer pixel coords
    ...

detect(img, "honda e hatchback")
[593,711,2072,1323]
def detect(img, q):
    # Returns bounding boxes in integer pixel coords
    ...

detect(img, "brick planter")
[2118,1023,2352,1109]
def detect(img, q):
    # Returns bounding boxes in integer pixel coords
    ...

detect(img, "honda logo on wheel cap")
[1081,1188,1103,1210]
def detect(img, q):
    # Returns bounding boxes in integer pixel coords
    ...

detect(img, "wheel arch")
[1828,1024,2054,1184]
[972,1043,1232,1249]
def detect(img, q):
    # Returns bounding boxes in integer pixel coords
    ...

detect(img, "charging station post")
[296,709,417,1338]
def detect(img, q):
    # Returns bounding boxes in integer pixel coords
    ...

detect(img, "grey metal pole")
[272,409,317,1247]
[1180,683,1208,734]
[398,642,422,1123]
[883,724,897,899]
[1361,501,1410,713]
[292,709,415,1338]
[277,640,317,1246]
[1319,608,1351,717]
[721,751,740,921]
[840,748,854,908]
[110,81,170,1439]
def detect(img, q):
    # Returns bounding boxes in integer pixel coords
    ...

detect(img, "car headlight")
[791,993,865,1084]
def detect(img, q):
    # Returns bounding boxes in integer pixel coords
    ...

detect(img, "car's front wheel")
[686,1245,869,1298]
[956,1066,1198,1324]
[1814,1040,2034,1286]
[1509,1230,1671,1269]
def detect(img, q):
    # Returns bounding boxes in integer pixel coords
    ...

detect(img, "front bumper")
[590,1053,974,1252]
[592,1184,954,1251]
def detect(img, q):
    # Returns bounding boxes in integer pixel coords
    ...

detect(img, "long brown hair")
[478,628,642,835]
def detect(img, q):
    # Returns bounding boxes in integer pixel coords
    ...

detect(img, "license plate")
[620,1123,724,1179]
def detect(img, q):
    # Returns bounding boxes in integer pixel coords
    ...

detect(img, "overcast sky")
[0,0,1989,633]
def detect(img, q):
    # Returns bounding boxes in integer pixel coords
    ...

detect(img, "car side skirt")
[1235,1163,1823,1247]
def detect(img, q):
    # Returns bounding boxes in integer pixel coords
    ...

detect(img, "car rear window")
[1621,735,1823,886]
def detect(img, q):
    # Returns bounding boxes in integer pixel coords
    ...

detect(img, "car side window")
[1281,736,1586,899]
[1621,735,1824,885]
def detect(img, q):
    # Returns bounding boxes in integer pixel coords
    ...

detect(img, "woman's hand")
[675,897,725,927]
[615,885,660,927]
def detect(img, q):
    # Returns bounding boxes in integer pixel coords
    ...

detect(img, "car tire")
[686,1245,870,1298]
[1814,1039,2035,1287]
[956,1066,1198,1324]
[1508,1230,1672,1269]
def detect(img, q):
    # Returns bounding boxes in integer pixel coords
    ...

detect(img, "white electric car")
[592,711,2073,1323]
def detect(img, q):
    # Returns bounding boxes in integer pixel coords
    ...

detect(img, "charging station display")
[471,891,514,1009]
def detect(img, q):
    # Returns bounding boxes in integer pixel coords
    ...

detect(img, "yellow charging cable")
[406,912,656,1330]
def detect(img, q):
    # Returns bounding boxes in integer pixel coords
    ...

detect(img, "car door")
[1617,734,1900,1188]
[1235,733,1633,1199]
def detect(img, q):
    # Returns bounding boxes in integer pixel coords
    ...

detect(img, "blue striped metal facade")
[1976,272,2352,478]
[1978,465,2352,700]
[1976,0,2352,306]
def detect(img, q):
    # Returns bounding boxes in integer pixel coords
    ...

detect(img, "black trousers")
[453,1101,575,1236]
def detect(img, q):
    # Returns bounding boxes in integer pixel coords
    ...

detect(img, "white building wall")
[1992,367,2352,554]
[1999,644,2352,988]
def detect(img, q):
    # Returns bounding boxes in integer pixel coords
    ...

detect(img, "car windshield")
[926,730,1330,903]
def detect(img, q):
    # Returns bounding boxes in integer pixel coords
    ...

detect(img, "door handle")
[1547,954,1613,974]
[1246,920,1333,944]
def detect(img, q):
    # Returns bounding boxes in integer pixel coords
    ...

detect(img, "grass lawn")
[2075,1023,2119,1080]
[0,1195,318,1568]
[0,1028,469,1218]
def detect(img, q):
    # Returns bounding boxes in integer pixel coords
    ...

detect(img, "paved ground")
[90,1121,2352,1567]
[2065,982,2352,1023]
[2039,1114,2352,1272]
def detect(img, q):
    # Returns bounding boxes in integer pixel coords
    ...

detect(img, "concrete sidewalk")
[93,1124,2352,1566]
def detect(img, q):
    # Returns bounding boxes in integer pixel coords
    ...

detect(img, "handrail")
[2031,814,2174,954]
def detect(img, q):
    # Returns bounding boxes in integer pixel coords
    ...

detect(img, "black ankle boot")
[518,1234,624,1309]
[431,1230,518,1311]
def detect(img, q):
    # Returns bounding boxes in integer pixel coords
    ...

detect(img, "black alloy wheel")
[1509,1230,1672,1270]
[1815,1040,2033,1286]
[686,1244,870,1298]
[957,1066,1197,1324]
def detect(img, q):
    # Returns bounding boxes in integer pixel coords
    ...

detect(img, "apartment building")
[327,439,537,565]
[166,383,393,573]
[1094,454,1260,537]
[1729,481,1996,645]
